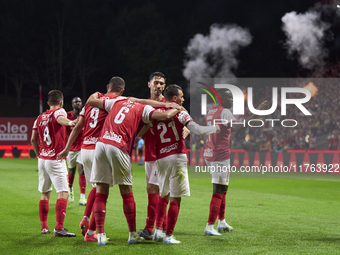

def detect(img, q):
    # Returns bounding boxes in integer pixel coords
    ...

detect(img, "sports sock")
[162,213,167,231]
[166,201,180,236]
[219,191,227,220]
[207,193,222,225]
[55,198,67,230]
[84,187,96,218]
[68,175,75,188]
[79,174,86,195]
[94,193,108,234]
[156,197,169,229]
[145,193,159,234]
[122,192,136,232]
[39,200,49,230]
[88,212,96,231]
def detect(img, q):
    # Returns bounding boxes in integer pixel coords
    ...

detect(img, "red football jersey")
[203,106,236,161]
[66,111,83,151]
[144,97,166,162]
[80,93,119,150]
[99,98,155,156]
[152,110,192,160]
[33,108,67,160]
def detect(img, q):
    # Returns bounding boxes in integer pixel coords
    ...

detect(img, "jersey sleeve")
[54,108,67,119]
[32,119,38,130]
[178,111,193,126]
[187,121,217,135]
[142,105,156,124]
[80,107,85,117]
[104,96,127,112]
[221,108,236,126]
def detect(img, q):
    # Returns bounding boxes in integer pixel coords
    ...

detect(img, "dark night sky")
[1,0,336,117]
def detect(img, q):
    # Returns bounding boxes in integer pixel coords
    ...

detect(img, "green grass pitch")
[0,158,339,254]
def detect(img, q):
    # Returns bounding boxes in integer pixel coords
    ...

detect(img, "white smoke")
[282,11,331,71]
[183,24,252,79]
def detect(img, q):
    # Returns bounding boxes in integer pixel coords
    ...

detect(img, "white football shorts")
[145,161,158,186]
[38,158,68,193]
[156,153,190,198]
[90,142,132,186]
[66,150,82,168]
[81,148,96,187]
[205,159,230,185]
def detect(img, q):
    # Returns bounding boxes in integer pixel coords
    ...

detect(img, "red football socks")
[39,200,49,230]
[122,192,136,232]
[145,193,159,234]
[207,193,222,224]
[88,210,96,231]
[79,174,86,194]
[68,175,75,188]
[162,213,167,231]
[156,197,169,229]
[84,187,96,218]
[94,193,108,234]
[166,201,180,236]
[219,191,227,220]
[55,198,67,230]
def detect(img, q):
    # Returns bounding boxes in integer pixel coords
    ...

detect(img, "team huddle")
[30,72,246,246]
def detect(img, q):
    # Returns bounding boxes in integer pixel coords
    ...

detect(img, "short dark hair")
[164,84,182,101]
[47,90,63,106]
[108,76,125,92]
[72,97,82,103]
[149,72,166,82]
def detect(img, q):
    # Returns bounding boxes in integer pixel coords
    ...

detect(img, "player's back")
[204,105,232,161]
[81,93,119,150]
[152,109,187,160]
[35,108,67,160]
[99,98,146,155]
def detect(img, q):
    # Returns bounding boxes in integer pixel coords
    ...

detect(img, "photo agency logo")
[197,80,313,128]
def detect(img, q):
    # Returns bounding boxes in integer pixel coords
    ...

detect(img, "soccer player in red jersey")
[151,85,220,244]
[203,90,266,236]
[31,90,77,237]
[86,78,181,246]
[138,72,167,240]
[65,97,86,205]
[57,77,124,242]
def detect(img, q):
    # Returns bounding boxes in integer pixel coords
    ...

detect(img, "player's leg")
[139,161,159,239]
[138,149,144,165]
[91,142,112,246]
[216,159,232,232]
[94,183,109,244]
[112,146,144,244]
[40,192,51,234]
[205,160,231,235]
[80,149,96,238]
[163,153,190,245]
[118,184,143,244]
[163,196,181,244]
[66,152,77,202]
[38,158,52,234]
[154,193,169,241]
[48,160,76,237]
[77,160,87,205]
[154,158,172,242]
